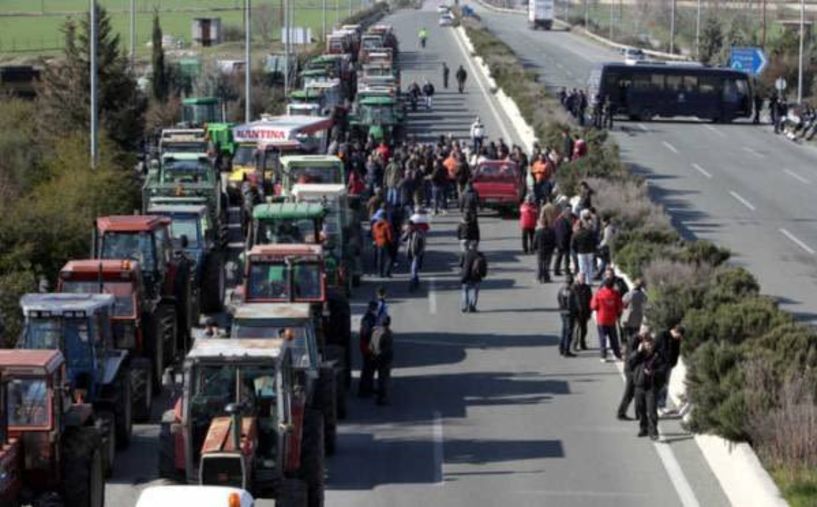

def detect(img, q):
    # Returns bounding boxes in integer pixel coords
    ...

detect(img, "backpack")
[470,252,488,280]
[409,230,426,257]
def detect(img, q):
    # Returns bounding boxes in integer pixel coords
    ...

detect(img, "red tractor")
[92,215,194,364]
[57,259,167,421]
[0,349,106,507]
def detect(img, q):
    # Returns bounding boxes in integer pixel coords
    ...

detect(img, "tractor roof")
[187,338,284,360]
[147,196,209,208]
[252,202,327,221]
[60,259,141,276]
[0,349,64,375]
[359,96,396,106]
[280,154,342,166]
[20,293,115,314]
[97,215,170,233]
[162,153,210,162]
[147,204,208,216]
[248,243,323,258]
[291,183,346,199]
[181,97,220,105]
[232,303,312,321]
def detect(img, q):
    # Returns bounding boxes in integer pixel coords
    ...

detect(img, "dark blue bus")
[588,62,753,122]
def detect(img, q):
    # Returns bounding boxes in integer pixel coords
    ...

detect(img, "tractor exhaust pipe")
[91,219,99,259]
[225,403,241,451]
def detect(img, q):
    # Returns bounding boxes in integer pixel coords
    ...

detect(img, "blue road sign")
[729,47,768,76]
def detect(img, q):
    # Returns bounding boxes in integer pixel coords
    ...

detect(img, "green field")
[0,0,369,55]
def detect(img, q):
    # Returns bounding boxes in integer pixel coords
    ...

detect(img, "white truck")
[528,0,554,30]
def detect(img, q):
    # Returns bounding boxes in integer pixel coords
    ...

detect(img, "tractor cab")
[235,244,326,306]
[159,338,312,498]
[18,293,126,404]
[247,202,327,251]
[159,129,209,156]
[181,97,224,127]
[279,155,346,195]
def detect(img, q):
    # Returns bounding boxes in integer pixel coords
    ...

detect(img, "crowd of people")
[558,87,613,129]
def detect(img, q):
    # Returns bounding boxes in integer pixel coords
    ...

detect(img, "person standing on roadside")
[403,218,427,291]
[557,274,579,357]
[460,243,487,313]
[442,62,450,89]
[617,324,649,420]
[553,207,573,276]
[573,272,593,351]
[534,216,555,283]
[422,79,435,110]
[470,116,485,153]
[519,196,538,254]
[456,65,468,93]
[561,129,574,165]
[591,276,623,362]
[369,316,394,406]
[459,180,480,215]
[655,324,684,415]
[596,216,615,277]
[572,220,596,282]
[457,212,480,252]
[629,333,664,440]
[622,279,648,342]
[372,209,394,278]
[358,301,379,397]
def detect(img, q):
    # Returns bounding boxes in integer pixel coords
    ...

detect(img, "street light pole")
[695,0,701,60]
[129,0,135,66]
[245,0,251,122]
[90,0,98,169]
[322,0,327,39]
[798,0,805,103]
[284,0,290,96]
[609,0,613,40]
[670,0,676,55]
[584,0,588,31]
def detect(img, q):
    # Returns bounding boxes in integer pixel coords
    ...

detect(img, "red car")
[471,160,524,213]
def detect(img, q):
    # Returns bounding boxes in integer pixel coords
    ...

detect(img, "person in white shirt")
[470,116,485,153]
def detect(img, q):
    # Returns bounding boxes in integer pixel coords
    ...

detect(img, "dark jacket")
[557,284,579,316]
[457,219,480,242]
[554,215,573,250]
[460,187,480,213]
[370,326,394,362]
[359,311,377,357]
[534,226,556,257]
[574,282,593,319]
[655,330,681,375]
[572,227,596,254]
[460,248,482,283]
[628,347,665,390]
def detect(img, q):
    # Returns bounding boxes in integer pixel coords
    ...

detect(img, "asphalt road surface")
[105,3,730,506]
[475,4,817,323]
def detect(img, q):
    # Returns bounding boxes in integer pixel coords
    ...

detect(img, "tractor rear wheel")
[143,311,164,394]
[95,412,115,478]
[277,479,308,507]
[158,304,178,368]
[61,426,105,507]
[300,409,325,507]
[131,358,153,422]
[201,252,225,313]
[114,369,133,447]
[315,367,337,456]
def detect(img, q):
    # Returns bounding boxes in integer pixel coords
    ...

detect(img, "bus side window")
[633,74,651,91]
[699,76,718,95]
[666,75,682,92]
[683,76,698,93]
[651,74,665,91]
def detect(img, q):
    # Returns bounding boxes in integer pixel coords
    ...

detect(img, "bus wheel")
[639,109,653,121]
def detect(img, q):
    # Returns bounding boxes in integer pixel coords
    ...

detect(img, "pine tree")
[37,5,145,153]
[699,17,723,66]
[151,9,169,102]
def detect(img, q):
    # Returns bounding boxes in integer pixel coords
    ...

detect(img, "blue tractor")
[19,293,133,475]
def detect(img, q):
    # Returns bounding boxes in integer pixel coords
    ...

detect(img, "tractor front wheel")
[61,426,105,507]
[131,357,153,422]
[300,409,325,507]
[114,369,133,447]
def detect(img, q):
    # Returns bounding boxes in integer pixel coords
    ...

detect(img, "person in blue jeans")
[556,275,578,357]
[460,244,486,313]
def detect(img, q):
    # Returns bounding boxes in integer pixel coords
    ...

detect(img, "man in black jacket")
[358,301,379,397]
[533,219,555,283]
[553,208,573,276]
[460,244,486,313]
[628,333,665,440]
[557,275,578,357]
[617,324,649,420]
[457,212,480,252]
[655,324,684,414]
[459,181,480,215]
[573,272,592,351]
[370,316,394,406]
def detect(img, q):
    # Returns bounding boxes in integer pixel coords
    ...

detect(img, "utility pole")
[284,0,290,96]
[335,0,339,28]
[90,0,98,169]
[761,0,767,48]
[244,0,251,122]
[322,0,327,39]
[798,0,805,103]
[584,0,588,31]
[695,0,701,60]
[129,0,135,66]
[349,0,352,17]
[609,0,613,40]
[670,0,676,55]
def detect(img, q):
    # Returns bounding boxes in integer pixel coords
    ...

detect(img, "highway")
[476,5,817,323]
[103,3,733,506]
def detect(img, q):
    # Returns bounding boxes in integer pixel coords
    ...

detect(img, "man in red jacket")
[519,197,538,254]
[591,276,623,362]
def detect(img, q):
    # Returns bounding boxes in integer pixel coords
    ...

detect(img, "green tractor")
[349,96,405,144]
[181,97,235,159]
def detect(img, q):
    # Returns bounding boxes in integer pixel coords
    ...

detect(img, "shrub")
[702,266,760,307]
[682,296,791,355]
[613,239,672,279]
[675,240,731,267]
[686,340,749,441]
[0,270,36,347]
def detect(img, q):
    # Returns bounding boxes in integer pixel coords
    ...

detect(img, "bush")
[702,266,759,307]
[613,239,673,279]
[686,340,749,441]
[0,270,36,347]
[682,296,791,355]
[675,240,731,267]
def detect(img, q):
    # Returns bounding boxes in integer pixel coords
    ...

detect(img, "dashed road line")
[780,228,816,255]
[433,410,445,485]
[704,124,726,137]
[662,141,679,154]
[742,146,765,158]
[637,123,649,132]
[728,190,756,211]
[691,163,713,179]
[784,168,811,184]
[429,277,437,315]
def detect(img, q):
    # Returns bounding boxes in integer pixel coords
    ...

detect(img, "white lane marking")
[691,163,713,179]
[518,490,649,498]
[429,277,437,315]
[612,360,701,507]
[451,28,515,142]
[704,124,726,137]
[780,228,816,255]
[227,206,241,212]
[227,242,245,249]
[742,146,765,158]
[228,223,242,229]
[728,190,756,211]
[654,441,703,507]
[637,123,649,132]
[784,168,811,184]
[433,410,444,485]
[662,141,679,154]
